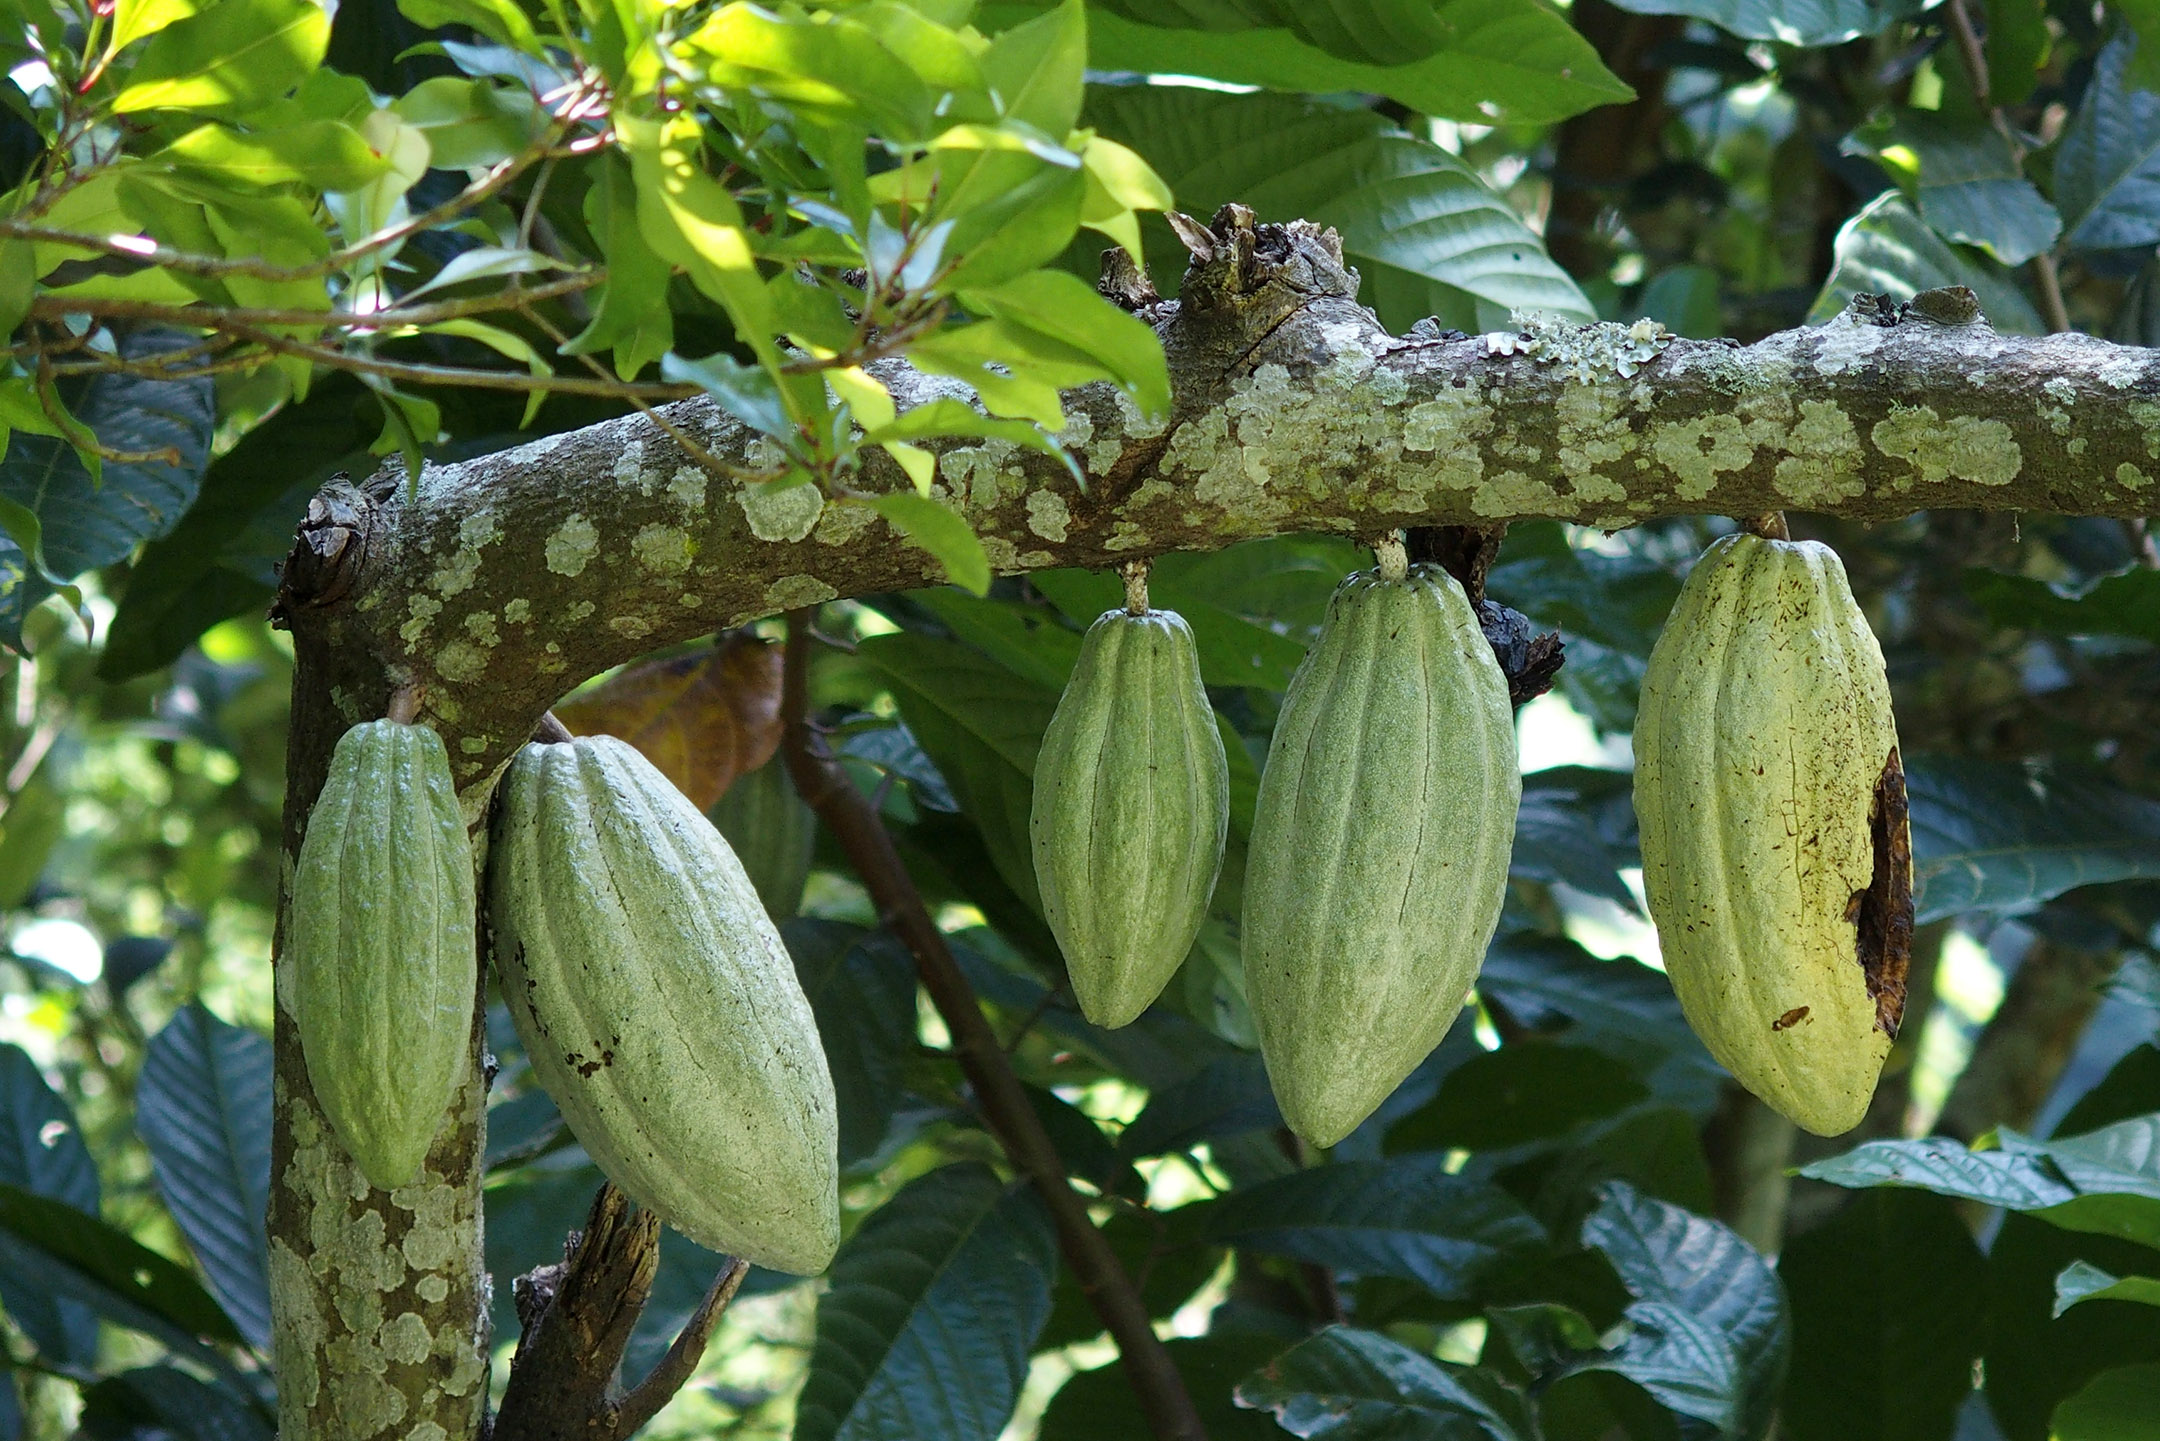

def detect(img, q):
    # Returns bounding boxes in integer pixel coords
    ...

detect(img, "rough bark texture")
[266,211,2160,1439]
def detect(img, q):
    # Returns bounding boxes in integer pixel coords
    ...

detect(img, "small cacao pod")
[712,754,817,922]
[488,735,840,1273]
[1243,562,1520,1147]
[1633,534,1911,1137]
[1031,606,1230,1028]
[288,719,476,1189]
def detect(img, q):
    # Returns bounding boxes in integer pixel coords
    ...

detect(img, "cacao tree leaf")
[1807,192,2044,333]
[2055,1260,2160,1316]
[1905,755,2160,922]
[1083,85,1590,333]
[1985,1212,2160,1441]
[555,634,784,811]
[0,1044,100,1365]
[836,719,960,812]
[1172,1154,1547,1295]
[908,590,1083,691]
[2052,1363,2160,1441]
[1385,1043,1649,1154]
[136,1005,273,1351]
[1233,1324,1537,1440]
[2054,36,2160,254]
[1844,110,2061,266]
[1120,1053,1283,1158]
[1962,566,2160,646]
[1037,1211,1224,1350]
[869,492,992,596]
[1599,0,1924,46]
[784,921,919,1170]
[1045,1333,1286,1441]
[1777,1190,1985,1441]
[1028,567,1311,692]
[78,1366,273,1441]
[111,0,331,113]
[0,330,217,579]
[1579,1182,1788,1441]
[1511,766,1641,913]
[796,1164,1056,1441]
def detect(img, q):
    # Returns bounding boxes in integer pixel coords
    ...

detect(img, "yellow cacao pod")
[1031,607,1230,1028]
[1633,534,1912,1137]
[1243,563,1520,1148]
[488,735,840,1274]
[288,719,476,1189]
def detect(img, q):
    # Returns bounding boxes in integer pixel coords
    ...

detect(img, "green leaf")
[1988,1205,2160,1441]
[1045,1334,1286,1441]
[1849,110,2060,266]
[1636,264,1724,338]
[957,267,1169,416]
[110,0,201,53]
[1512,765,1642,913]
[157,118,391,190]
[1807,192,2043,333]
[1905,754,2160,922]
[396,0,539,53]
[0,1045,100,1366]
[1964,565,2160,645]
[1579,1182,1788,1441]
[1385,1043,1649,1153]
[1778,1191,1984,1441]
[862,398,1064,456]
[1094,0,1457,68]
[563,155,674,379]
[675,4,935,142]
[0,1181,244,1346]
[1600,0,1925,45]
[868,493,992,595]
[79,1367,272,1441]
[981,0,1087,138]
[2055,1365,2160,1441]
[2055,36,2160,253]
[906,589,1083,690]
[1027,566,1314,692]
[1983,0,2048,104]
[1120,1053,1282,1158]
[796,1165,1056,1441]
[1172,1154,1548,1295]
[1234,1325,1537,1440]
[782,921,918,1168]
[2056,1261,2160,1317]
[111,0,331,113]
[0,778,63,910]
[1085,86,1590,333]
[389,75,540,170]
[660,351,792,439]
[137,1005,273,1351]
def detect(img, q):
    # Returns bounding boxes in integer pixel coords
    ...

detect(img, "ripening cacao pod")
[1633,534,1911,1137]
[288,719,476,1189]
[1243,562,1519,1147]
[488,735,840,1273]
[713,754,817,922]
[1031,606,1229,1028]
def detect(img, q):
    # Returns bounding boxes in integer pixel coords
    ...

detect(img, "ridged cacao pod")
[1633,534,1912,1137]
[488,735,839,1273]
[1243,564,1520,1147]
[288,719,476,1189]
[712,754,817,922]
[1031,607,1229,1028]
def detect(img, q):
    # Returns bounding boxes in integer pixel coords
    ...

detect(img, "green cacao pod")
[1243,563,1519,1148]
[488,735,839,1273]
[712,754,817,922]
[1030,607,1230,1028]
[1633,534,1911,1138]
[288,719,476,1189]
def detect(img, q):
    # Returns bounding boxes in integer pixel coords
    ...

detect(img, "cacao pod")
[1633,534,1911,1137]
[1243,563,1519,1147]
[488,735,840,1273]
[712,754,817,922]
[288,719,476,1189]
[1031,607,1229,1028]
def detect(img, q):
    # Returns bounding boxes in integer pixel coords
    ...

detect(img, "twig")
[225,325,702,400]
[779,615,1208,1441]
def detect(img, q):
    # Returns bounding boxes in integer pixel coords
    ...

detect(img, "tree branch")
[778,616,1208,1441]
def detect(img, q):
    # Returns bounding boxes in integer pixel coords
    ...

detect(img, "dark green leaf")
[2055,37,2160,253]
[1511,767,1641,913]
[1985,1211,2160,1441]
[2052,1363,2160,1441]
[1580,1181,1787,1441]
[661,352,790,438]
[1848,111,2060,265]
[2055,1260,2160,1317]
[1235,1324,1536,1439]
[1037,1212,1223,1349]
[1174,1154,1547,1295]
[1807,193,2043,333]
[1084,86,1589,332]
[78,1366,271,1441]
[1636,264,1724,339]
[0,1044,99,1365]
[1906,755,2160,923]
[1044,1333,1285,1441]
[1028,567,1310,692]
[908,589,1082,691]
[1963,565,2160,646]
[0,331,216,577]
[0,1182,243,1346]
[1600,0,1925,45]
[137,1005,272,1351]
[1023,1083,1126,1193]
[1120,1053,1282,1158]
[785,921,919,1168]
[0,777,63,910]
[1778,1191,1984,1441]
[1387,1043,1649,1153]
[796,1164,1056,1441]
